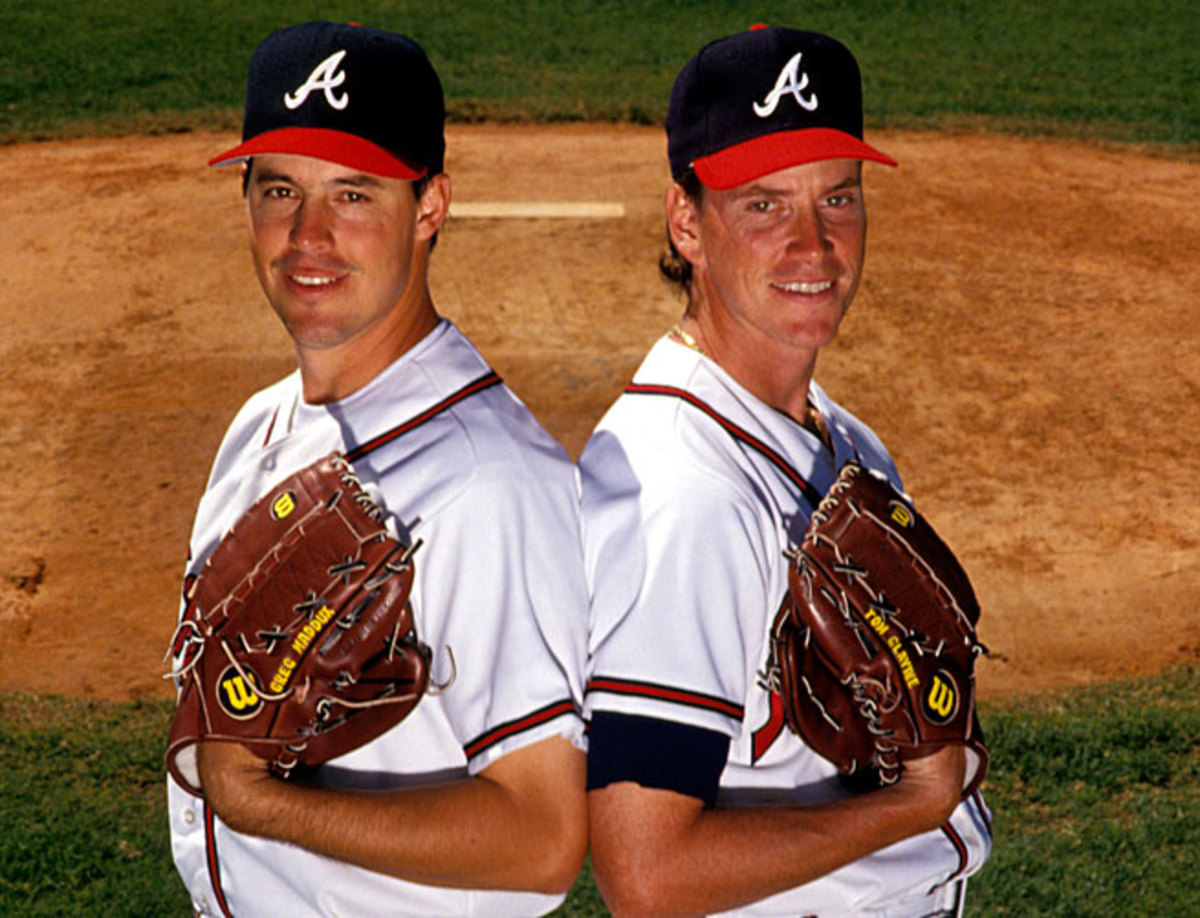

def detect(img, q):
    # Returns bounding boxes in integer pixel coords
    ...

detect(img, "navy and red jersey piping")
[940,820,969,882]
[259,370,503,455]
[346,371,503,462]
[969,786,993,838]
[933,790,992,890]
[587,675,745,721]
[204,803,234,918]
[463,698,580,760]
[623,382,825,509]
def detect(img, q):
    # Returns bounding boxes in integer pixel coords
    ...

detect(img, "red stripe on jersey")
[588,676,744,720]
[463,699,578,760]
[262,407,279,448]
[939,818,970,883]
[623,382,824,508]
[204,802,234,918]
[751,688,788,763]
[345,371,503,462]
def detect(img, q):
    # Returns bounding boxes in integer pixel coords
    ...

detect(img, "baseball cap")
[666,25,896,190]
[209,21,444,179]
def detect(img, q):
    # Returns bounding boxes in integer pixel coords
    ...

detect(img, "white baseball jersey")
[167,319,587,917]
[581,336,991,917]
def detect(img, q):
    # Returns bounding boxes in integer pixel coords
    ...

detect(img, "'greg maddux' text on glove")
[767,460,988,796]
[165,453,430,797]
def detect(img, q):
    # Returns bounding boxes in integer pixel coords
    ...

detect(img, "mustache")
[272,255,358,275]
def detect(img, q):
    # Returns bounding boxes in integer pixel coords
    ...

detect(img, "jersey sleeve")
[414,448,589,774]
[581,427,779,739]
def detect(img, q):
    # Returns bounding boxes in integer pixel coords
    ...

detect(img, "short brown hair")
[658,169,703,295]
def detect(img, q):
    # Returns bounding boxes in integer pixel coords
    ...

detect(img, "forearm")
[591,749,964,917]
[658,792,937,913]
[201,736,586,893]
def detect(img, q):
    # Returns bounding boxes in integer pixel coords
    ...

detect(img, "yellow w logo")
[217,668,262,719]
[925,674,957,722]
[271,491,297,520]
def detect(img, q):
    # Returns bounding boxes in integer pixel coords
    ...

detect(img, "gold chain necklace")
[670,323,705,355]
[670,322,832,451]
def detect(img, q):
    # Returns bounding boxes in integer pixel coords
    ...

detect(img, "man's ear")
[415,173,451,241]
[665,182,703,268]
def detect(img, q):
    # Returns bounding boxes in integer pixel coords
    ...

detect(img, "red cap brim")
[693,128,897,190]
[208,127,428,180]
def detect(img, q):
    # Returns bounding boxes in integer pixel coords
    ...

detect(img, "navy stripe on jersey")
[623,382,824,508]
[204,802,234,918]
[345,371,503,462]
[588,675,744,721]
[463,698,578,760]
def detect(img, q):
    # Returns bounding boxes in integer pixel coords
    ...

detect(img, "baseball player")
[581,26,992,916]
[165,22,587,916]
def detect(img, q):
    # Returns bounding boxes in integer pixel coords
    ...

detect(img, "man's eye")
[749,200,774,212]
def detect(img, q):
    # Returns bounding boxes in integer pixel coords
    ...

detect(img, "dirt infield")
[1,124,1196,703]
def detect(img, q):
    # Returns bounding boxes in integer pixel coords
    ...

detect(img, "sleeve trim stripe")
[463,699,578,759]
[587,676,744,720]
[938,819,970,885]
[204,801,235,918]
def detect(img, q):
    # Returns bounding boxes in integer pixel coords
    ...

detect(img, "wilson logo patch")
[270,491,298,521]
[923,670,959,724]
[888,501,915,529]
[216,666,263,720]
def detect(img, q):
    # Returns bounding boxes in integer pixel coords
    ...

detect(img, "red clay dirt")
[1,124,1197,703]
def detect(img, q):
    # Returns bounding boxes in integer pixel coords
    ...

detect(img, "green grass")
[0,695,186,917]
[1,0,1197,147]
[1,2,1197,911]
[967,666,1200,914]
[3,668,1199,915]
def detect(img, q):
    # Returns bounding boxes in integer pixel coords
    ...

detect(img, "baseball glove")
[165,453,431,797]
[767,460,988,797]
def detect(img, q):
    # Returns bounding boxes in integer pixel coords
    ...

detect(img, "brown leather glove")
[768,460,988,796]
[166,453,430,796]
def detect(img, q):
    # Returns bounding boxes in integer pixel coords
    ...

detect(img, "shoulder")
[206,371,301,486]
[416,329,573,485]
[582,339,778,507]
[581,343,782,559]
[358,323,577,518]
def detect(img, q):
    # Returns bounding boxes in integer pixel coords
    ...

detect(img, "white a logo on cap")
[752,52,818,118]
[284,50,349,111]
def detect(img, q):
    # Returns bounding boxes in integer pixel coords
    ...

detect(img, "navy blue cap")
[210,21,444,179]
[667,25,896,189]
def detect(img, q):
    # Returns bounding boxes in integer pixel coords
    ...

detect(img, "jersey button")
[181,807,196,826]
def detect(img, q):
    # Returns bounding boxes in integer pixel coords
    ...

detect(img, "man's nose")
[784,206,830,258]
[290,198,334,249]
